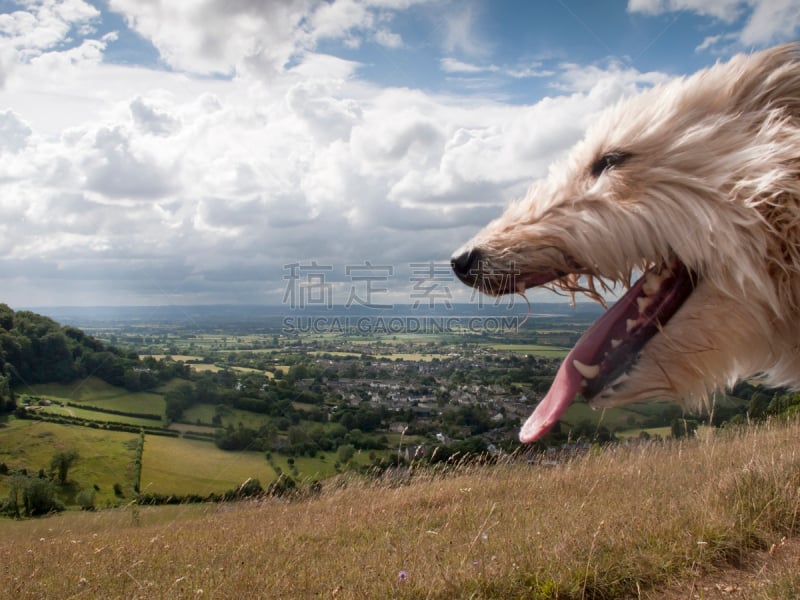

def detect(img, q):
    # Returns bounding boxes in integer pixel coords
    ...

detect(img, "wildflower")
[398,570,408,581]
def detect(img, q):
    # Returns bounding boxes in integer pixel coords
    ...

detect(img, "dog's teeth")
[642,272,665,296]
[636,296,652,313]
[626,318,638,332]
[610,338,622,348]
[573,359,600,379]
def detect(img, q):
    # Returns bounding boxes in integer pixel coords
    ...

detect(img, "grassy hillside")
[0,420,138,506]
[139,436,279,496]
[140,434,377,496]
[23,376,166,415]
[2,421,800,598]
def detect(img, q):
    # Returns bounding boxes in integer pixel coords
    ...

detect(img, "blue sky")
[0,0,797,307]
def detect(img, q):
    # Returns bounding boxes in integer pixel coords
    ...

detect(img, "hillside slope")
[2,421,799,599]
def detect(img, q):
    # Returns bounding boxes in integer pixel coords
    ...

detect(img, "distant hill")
[28,302,606,329]
[0,304,141,411]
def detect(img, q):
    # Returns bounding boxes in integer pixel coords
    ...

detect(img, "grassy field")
[561,400,668,431]
[36,405,162,428]
[138,434,369,495]
[141,354,205,362]
[139,435,276,496]
[2,421,800,598]
[189,363,269,376]
[375,352,445,361]
[181,404,273,429]
[22,377,166,416]
[0,419,138,506]
[489,343,571,358]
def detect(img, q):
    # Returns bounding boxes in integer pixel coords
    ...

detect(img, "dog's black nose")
[451,247,482,282]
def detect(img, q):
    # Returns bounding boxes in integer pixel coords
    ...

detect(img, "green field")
[189,363,269,376]
[23,377,166,416]
[489,343,570,358]
[139,435,277,496]
[137,434,368,495]
[562,402,649,430]
[375,352,444,361]
[36,405,163,428]
[181,404,273,429]
[141,354,204,362]
[5,424,800,599]
[308,350,365,358]
[0,419,138,506]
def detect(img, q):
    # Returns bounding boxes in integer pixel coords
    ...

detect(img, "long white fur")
[458,43,800,410]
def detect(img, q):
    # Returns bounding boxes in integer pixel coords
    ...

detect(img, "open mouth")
[516,257,696,443]
[453,255,697,443]
[450,246,698,443]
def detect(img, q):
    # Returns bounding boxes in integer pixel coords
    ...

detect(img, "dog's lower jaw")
[588,283,778,412]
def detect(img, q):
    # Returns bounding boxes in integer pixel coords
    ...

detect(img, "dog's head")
[452,44,800,443]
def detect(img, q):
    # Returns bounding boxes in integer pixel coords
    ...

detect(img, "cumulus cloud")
[441,4,491,58]
[106,0,420,78]
[0,0,692,306]
[553,60,670,93]
[628,0,800,50]
[129,96,181,136]
[0,0,99,86]
[627,0,743,21]
[440,57,494,74]
[739,1,800,45]
[0,110,31,152]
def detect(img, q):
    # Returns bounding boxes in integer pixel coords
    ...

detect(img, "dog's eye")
[590,151,632,177]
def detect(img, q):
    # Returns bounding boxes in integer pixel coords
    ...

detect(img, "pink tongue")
[519,346,585,443]
[518,276,649,444]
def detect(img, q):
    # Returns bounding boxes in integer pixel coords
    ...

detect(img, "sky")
[0,0,798,309]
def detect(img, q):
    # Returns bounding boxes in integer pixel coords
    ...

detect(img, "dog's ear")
[591,151,632,177]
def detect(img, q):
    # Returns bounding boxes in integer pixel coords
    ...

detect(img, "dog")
[451,43,800,443]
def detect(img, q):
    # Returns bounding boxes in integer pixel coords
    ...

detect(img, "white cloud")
[0,0,687,306]
[440,57,496,74]
[553,60,670,93]
[0,0,99,53]
[628,0,800,49]
[107,0,310,77]
[627,0,742,21]
[129,96,181,136]
[106,0,416,78]
[441,4,492,58]
[739,0,800,45]
[0,0,99,87]
[0,53,633,304]
[440,57,554,83]
[0,110,32,152]
[373,27,403,48]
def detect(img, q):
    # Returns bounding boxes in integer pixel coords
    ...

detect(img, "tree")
[50,449,79,485]
[77,488,96,511]
[3,475,64,517]
[337,444,355,464]
[671,418,698,439]
[165,382,195,422]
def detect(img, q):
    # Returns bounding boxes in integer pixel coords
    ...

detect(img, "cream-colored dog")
[451,44,800,443]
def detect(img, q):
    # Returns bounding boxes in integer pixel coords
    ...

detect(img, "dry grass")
[2,421,800,599]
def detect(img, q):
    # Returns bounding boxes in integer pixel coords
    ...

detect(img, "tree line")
[0,304,190,413]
